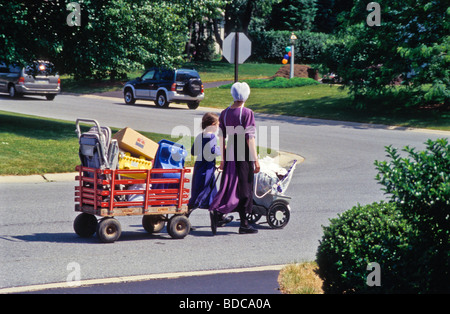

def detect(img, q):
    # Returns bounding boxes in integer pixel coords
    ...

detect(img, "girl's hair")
[202,112,219,129]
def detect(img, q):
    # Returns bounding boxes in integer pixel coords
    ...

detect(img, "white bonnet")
[231,82,250,102]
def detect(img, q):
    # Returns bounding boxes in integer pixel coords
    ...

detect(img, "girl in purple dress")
[188,113,221,211]
[209,82,260,235]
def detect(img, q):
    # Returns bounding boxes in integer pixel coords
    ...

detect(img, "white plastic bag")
[255,157,286,198]
[127,184,150,202]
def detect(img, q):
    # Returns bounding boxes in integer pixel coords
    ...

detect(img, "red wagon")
[74,165,191,243]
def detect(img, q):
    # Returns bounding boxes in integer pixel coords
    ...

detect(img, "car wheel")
[46,94,56,100]
[8,85,16,98]
[124,88,135,105]
[155,92,169,108]
[187,101,200,110]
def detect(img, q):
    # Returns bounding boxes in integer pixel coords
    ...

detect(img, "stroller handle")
[75,118,102,139]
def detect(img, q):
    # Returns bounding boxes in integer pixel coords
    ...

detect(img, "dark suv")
[0,61,60,100]
[123,67,204,109]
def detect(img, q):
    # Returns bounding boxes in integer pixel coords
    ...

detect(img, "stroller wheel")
[247,212,262,224]
[267,202,290,229]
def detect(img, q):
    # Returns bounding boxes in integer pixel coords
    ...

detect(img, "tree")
[0,0,227,79]
[224,0,281,34]
[180,0,227,61]
[318,0,449,107]
[268,0,317,32]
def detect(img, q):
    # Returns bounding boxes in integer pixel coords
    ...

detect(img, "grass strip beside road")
[0,111,171,176]
[278,262,324,294]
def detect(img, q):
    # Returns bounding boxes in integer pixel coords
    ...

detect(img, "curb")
[0,172,77,184]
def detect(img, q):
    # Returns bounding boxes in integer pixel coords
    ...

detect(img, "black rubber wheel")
[124,88,136,105]
[8,85,17,98]
[142,215,165,233]
[45,94,56,100]
[267,202,290,229]
[73,213,98,238]
[97,217,122,243]
[167,215,190,239]
[187,101,200,109]
[155,92,169,108]
[246,211,262,224]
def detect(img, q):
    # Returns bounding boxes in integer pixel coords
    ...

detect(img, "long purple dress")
[209,106,256,215]
[188,133,220,209]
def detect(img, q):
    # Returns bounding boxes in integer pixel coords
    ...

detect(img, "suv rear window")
[176,70,200,82]
[25,61,57,76]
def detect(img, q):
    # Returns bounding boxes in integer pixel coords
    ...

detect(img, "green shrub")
[316,139,450,294]
[375,138,450,292]
[219,77,319,89]
[316,202,415,294]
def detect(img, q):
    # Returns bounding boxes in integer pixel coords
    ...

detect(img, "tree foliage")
[318,0,449,107]
[268,0,317,31]
[0,0,226,79]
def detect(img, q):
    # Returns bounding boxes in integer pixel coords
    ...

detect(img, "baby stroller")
[75,118,119,181]
[248,157,298,229]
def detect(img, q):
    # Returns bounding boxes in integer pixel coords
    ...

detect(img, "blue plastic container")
[152,140,187,189]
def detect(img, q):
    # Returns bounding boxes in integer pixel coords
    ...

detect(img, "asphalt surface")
[17,269,281,294]
[0,91,449,294]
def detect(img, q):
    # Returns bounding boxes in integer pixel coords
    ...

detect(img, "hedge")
[249,30,329,64]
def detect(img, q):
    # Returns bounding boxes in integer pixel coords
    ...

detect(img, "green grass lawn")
[183,61,280,82]
[0,111,172,175]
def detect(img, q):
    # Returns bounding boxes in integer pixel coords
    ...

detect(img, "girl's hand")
[219,160,225,171]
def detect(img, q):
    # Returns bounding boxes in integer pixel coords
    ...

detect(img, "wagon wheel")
[96,217,122,243]
[142,215,165,233]
[267,202,290,229]
[73,213,98,238]
[167,215,191,239]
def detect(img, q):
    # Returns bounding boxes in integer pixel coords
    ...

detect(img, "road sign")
[222,32,252,64]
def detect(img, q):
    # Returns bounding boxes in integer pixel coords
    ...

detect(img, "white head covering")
[231,82,250,102]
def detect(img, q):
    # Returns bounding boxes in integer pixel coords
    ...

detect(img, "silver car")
[0,60,60,100]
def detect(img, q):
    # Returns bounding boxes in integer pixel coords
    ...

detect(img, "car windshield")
[176,70,200,81]
[25,61,57,76]
[141,69,155,80]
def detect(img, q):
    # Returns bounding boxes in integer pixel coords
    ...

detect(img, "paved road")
[17,269,281,294]
[0,93,448,291]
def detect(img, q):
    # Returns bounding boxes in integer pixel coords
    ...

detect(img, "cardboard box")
[112,127,158,160]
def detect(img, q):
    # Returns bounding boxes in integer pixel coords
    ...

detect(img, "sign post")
[222,32,252,82]
[289,33,297,79]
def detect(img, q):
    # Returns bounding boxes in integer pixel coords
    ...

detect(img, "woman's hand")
[219,160,225,171]
[254,160,260,173]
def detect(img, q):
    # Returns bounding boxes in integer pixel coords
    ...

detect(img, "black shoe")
[217,215,234,227]
[238,226,258,234]
[210,211,218,235]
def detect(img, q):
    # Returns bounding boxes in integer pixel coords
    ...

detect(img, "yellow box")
[118,152,152,179]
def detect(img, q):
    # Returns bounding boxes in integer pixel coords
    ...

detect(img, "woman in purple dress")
[209,82,260,235]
